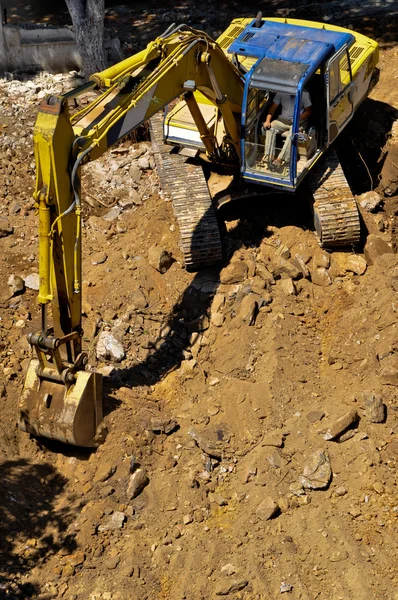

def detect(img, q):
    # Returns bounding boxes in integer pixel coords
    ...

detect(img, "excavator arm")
[18,25,244,447]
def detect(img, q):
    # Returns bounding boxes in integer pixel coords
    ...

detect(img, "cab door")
[326,46,354,144]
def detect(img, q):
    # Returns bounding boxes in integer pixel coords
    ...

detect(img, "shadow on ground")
[2,0,397,49]
[0,459,76,599]
[110,186,311,391]
[335,98,398,195]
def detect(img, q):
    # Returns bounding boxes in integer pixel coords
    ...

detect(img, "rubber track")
[309,149,361,247]
[150,115,223,271]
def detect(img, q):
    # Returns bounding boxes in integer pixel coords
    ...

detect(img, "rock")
[102,206,122,221]
[183,513,194,525]
[93,461,116,483]
[220,261,248,284]
[280,278,296,296]
[66,551,85,567]
[129,289,148,310]
[120,559,136,577]
[100,485,115,497]
[118,197,134,211]
[338,429,356,443]
[98,511,126,531]
[62,564,74,577]
[364,392,385,423]
[273,257,301,280]
[267,450,283,469]
[358,190,382,212]
[314,250,330,268]
[299,450,332,490]
[323,409,358,440]
[8,274,25,295]
[129,164,141,182]
[249,276,266,292]
[262,431,284,447]
[241,465,257,484]
[280,582,293,593]
[150,416,178,434]
[306,410,325,423]
[88,215,111,234]
[238,296,258,325]
[131,147,147,160]
[188,315,210,333]
[91,251,108,265]
[96,331,125,362]
[148,245,173,273]
[138,155,150,170]
[256,497,279,520]
[289,481,305,496]
[292,255,310,279]
[311,266,332,286]
[330,361,343,371]
[24,273,40,291]
[106,556,120,570]
[210,493,228,506]
[256,263,275,286]
[211,312,225,327]
[330,549,349,563]
[295,244,312,264]
[364,235,394,265]
[165,456,177,469]
[126,468,148,499]
[0,218,13,237]
[215,579,248,595]
[344,255,367,275]
[212,294,226,313]
[220,564,237,576]
[276,244,291,259]
[187,428,222,460]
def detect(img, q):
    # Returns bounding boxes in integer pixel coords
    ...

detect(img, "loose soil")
[0,2,398,600]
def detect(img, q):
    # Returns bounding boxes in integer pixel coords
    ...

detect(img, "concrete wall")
[0,1,82,73]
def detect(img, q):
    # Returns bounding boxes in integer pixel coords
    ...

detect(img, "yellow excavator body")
[18,17,378,446]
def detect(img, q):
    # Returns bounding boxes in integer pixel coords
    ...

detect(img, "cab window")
[328,48,352,102]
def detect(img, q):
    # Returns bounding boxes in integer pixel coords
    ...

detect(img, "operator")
[262,90,312,167]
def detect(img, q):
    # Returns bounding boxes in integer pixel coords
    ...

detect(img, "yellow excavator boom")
[19,25,244,446]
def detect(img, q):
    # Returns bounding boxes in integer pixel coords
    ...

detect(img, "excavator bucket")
[18,359,103,447]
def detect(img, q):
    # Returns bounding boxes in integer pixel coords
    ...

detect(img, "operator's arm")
[300,90,312,123]
[300,105,312,122]
[263,101,279,129]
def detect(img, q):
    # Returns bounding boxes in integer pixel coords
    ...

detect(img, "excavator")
[18,15,379,446]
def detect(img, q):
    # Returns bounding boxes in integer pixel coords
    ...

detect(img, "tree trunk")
[64,0,107,77]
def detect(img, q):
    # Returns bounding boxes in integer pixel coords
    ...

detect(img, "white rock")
[126,469,148,499]
[98,511,125,532]
[24,273,40,291]
[102,206,121,221]
[8,274,25,295]
[345,255,367,275]
[358,191,382,212]
[211,312,224,327]
[96,331,125,362]
[299,450,332,490]
[138,155,150,170]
